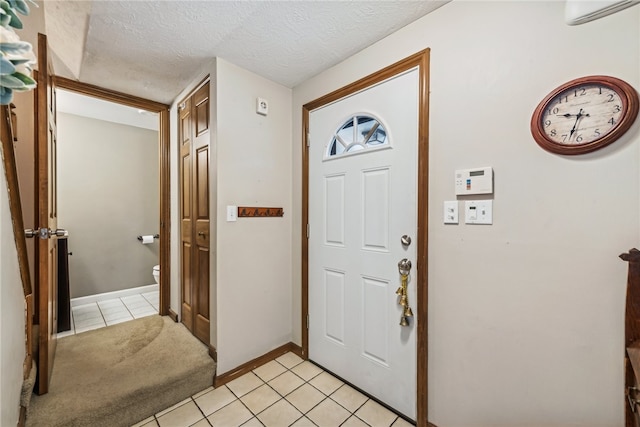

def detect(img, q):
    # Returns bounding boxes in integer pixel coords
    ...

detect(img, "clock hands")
[568,108,582,139]
[555,109,589,141]
[557,112,591,119]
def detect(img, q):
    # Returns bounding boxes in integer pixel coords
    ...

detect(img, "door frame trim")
[53,76,172,316]
[301,48,430,425]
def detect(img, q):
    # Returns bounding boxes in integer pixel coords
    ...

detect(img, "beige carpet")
[27,315,216,427]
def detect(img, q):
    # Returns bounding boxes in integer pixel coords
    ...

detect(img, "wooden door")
[179,95,193,332]
[308,69,419,420]
[179,82,210,344]
[35,33,58,395]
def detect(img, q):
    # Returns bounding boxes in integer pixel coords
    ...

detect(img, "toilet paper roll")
[141,235,154,244]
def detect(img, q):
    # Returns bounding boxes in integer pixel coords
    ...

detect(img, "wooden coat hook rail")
[238,207,284,218]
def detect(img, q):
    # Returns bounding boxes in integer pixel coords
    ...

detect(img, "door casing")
[301,49,430,425]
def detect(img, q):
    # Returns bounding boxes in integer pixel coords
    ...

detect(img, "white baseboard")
[71,284,159,307]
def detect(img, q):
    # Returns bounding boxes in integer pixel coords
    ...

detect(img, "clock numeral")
[614,105,621,113]
[561,134,568,142]
[607,94,615,102]
[544,120,551,127]
[576,134,583,143]
[558,95,569,104]
[547,107,559,116]
[550,129,557,137]
[574,88,586,97]
[609,117,616,126]
[594,129,601,138]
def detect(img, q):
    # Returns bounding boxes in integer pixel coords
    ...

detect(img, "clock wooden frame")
[531,75,639,155]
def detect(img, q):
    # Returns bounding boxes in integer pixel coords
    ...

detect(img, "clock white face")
[541,84,625,146]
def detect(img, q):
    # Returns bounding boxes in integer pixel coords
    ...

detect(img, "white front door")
[308,68,419,420]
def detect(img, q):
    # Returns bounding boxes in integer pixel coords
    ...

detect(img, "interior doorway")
[53,76,172,320]
[55,88,160,333]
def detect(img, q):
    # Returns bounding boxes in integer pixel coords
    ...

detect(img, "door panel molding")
[302,48,430,426]
[53,76,172,316]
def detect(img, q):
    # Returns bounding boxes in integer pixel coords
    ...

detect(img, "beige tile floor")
[132,352,414,427]
[59,290,159,337]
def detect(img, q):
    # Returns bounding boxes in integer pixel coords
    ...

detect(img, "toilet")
[152,265,160,284]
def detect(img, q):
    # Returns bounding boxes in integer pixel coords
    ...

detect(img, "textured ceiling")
[44,1,448,104]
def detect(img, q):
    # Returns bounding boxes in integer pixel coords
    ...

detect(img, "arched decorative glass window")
[327,114,388,158]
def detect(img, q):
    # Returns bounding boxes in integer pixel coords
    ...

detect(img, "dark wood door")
[35,33,58,395]
[179,95,193,332]
[179,82,210,344]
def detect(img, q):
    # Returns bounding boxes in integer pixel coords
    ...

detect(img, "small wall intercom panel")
[455,167,493,196]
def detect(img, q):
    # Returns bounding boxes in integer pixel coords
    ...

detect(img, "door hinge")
[306,223,310,239]
[306,132,310,147]
[307,314,309,329]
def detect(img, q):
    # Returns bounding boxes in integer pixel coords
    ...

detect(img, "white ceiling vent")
[565,0,639,25]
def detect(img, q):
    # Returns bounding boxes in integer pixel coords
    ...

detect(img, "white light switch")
[444,201,458,224]
[464,200,493,224]
[227,205,237,222]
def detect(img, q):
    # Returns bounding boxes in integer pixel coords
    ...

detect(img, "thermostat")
[455,167,493,196]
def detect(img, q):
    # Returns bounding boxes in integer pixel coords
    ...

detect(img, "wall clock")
[531,75,639,155]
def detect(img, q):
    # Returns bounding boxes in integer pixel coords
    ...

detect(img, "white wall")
[0,161,26,427]
[57,113,159,298]
[215,59,293,373]
[292,2,640,426]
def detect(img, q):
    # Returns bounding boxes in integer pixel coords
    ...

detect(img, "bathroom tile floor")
[131,352,413,427]
[60,290,159,337]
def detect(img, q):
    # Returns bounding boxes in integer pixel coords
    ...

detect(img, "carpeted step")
[26,315,216,427]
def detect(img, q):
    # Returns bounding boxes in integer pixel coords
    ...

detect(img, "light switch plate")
[464,200,493,224]
[444,201,458,224]
[227,205,237,222]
